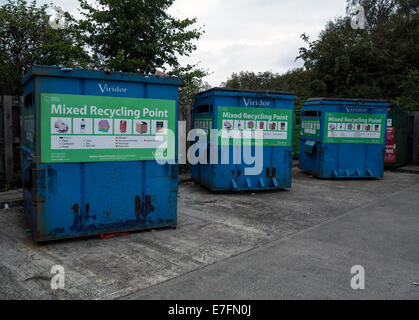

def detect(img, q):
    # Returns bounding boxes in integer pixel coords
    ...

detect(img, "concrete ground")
[0,168,418,300]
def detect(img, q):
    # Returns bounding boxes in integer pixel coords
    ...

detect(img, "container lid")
[197,87,296,97]
[22,65,183,86]
[304,97,390,104]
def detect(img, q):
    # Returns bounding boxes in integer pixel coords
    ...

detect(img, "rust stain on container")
[135,196,141,218]
[71,204,79,215]
[145,195,152,213]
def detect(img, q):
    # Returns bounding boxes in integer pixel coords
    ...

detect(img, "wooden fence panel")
[0,95,23,185]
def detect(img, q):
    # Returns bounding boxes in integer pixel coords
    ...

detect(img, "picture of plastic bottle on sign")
[234,120,244,130]
[51,118,72,134]
[73,118,93,134]
[94,119,113,134]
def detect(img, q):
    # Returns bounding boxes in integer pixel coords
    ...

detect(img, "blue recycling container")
[191,88,296,191]
[22,65,181,242]
[298,98,389,179]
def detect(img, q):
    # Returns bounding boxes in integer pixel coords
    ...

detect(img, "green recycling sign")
[324,112,386,144]
[41,93,176,163]
[217,106,293,147]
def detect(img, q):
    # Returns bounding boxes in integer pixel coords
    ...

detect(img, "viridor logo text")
[98,84,128,94]
[243,98,271,107]
[346,107,368,113]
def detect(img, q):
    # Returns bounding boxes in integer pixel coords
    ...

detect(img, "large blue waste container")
[191,88,296,191]
[298,98,389,179]
[22,65,181,242]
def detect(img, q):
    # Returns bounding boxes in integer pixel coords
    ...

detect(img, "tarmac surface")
[0,168,418,300]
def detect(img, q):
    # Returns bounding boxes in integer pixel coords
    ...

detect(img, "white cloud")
[1,0,347,86]
[169,0,347,85]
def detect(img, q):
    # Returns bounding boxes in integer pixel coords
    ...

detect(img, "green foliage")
[0,0,90,95]
[170,64,210,115]
[77,0,203,74]
[0,0,207,112]
[297,0,419,109]
[223,69,318,110]
[398,69,419,110]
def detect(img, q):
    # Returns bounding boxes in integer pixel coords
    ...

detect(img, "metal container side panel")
[298,138,321,174]
[191,95,214,185]
[297,107,322,174]
[203,148,293,191]
[320,143,385,178]
[35,161,177,240]
[26,73,179,241]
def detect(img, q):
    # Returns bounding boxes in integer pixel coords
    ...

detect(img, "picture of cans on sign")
[152,120,168,134]
[257,121,266,130]
[133,120,150,135]
[73,118,93,134]
[94,119,113,134]
[51,118,72,134]
[356,124,363,131]
[114,119,132,135]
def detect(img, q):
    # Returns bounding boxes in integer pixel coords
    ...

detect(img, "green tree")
[78,0,203,74]
[170,64,210,117]
[0,0,90,95]
[223,69,318,109]
[296,0,419,109]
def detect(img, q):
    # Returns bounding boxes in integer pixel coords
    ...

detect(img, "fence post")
[414,112,419,164]
[3,96,13,184]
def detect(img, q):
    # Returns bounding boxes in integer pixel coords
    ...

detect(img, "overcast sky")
[2,0,347,86]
